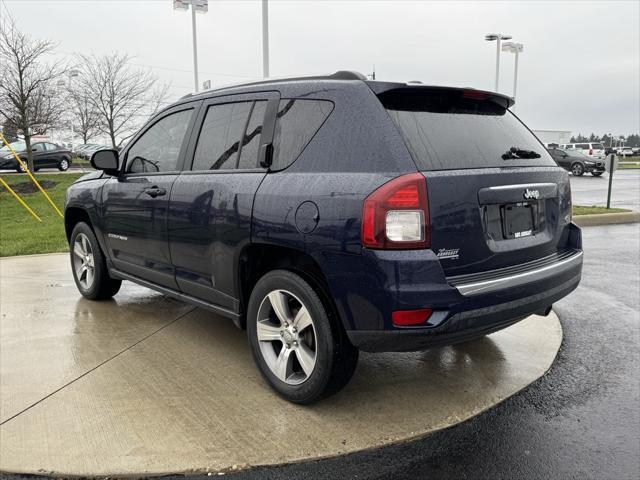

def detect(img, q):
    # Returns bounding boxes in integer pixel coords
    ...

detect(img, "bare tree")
[77,53,169,148]
[0,17,66,170]
[65,79,100,145]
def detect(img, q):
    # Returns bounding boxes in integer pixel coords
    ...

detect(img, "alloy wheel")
[73,233,95,290]
[256,289,317,385]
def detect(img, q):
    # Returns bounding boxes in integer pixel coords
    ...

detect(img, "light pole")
[501,41,523,106]
[262,0,269,77]
[485,33,512,92]
[173,0,208,93]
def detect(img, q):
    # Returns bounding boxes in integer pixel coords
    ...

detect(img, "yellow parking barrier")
[0,176,42,222]
[0,132,63,218]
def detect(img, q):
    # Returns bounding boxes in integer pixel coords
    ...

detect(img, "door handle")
[143,186,166,198]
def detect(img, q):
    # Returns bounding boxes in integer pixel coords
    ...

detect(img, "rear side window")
[380,89,556,170]
[193,102,252,170]
[271,99,333,170]
[127,108,193,173]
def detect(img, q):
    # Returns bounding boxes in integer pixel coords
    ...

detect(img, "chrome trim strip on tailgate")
[448,250,583,296]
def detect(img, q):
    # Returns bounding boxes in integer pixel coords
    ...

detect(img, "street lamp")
[501,41,523,106]
[262,0,269,78]
[173,0,208,93]
[485,33,512,92]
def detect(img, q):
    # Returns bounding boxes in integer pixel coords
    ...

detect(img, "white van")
[560,143,606,159]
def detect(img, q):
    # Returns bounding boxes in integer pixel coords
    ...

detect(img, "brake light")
[361,172,430,249]
[589,148,593,155]
[462,89,489,100]
[392,308,433,326]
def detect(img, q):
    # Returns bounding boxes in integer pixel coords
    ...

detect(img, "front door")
[102,104,199,289]
[168,92,278,312]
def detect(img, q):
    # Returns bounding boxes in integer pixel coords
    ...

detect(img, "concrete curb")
[573,211,640,227]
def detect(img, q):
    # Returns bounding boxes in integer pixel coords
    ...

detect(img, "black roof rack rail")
[180,70,367,99]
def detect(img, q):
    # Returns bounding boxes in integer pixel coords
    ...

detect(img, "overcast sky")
[2,0,639,136]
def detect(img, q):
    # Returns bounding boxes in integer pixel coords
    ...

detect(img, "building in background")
[533,129,572,147]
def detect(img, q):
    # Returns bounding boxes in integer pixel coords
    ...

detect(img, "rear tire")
[16,162,26,173]
[70,222,121,300]
[571,162,585,176]
[58,158,70,171]
[247,269,358,404]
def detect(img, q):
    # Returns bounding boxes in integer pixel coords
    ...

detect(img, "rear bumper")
[324,224,583,352]
[348,273,579,352]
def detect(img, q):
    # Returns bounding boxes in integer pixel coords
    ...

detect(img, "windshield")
[380,89,556,170]
[0,141,26,152]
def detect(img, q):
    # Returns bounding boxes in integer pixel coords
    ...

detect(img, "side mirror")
[91,149,120,175]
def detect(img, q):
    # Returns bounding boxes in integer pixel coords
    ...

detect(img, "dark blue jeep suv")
[65,71,583,403]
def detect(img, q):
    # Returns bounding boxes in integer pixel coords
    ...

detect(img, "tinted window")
[575,144,589,149]
[238,101,267,169]
[272,99,333,170]
[45,143,58,150]
[128,109,192,173]
[192,102,252,170]
[592,143,604,150]
[31,143,44,151]
[382,89,555,170]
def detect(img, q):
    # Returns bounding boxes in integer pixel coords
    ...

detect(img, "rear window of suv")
[379,88,556,170]
[592,143,604,150]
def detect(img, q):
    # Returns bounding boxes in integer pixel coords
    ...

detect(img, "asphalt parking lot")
[203,223,639,480]
[570,169,640,211]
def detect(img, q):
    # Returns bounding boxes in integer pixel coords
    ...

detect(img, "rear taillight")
[392,308,433,327]
[589,148,593,155]
[361,172,430,249]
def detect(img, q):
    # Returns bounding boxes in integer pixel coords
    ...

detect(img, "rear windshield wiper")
[502,147,541,160]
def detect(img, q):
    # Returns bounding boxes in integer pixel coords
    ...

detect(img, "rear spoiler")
[366,81,515,110]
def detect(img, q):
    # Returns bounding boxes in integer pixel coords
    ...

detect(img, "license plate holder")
[501,202,538,239]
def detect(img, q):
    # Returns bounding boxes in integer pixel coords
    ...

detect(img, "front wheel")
[571,162,585,176]
[591,171,604,177]
[247,270,358,404]
[70,222,122,300]
[58,158,70,171]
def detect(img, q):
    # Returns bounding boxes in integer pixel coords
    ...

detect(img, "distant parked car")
[560,142,606,159]
[617,147,634,157]
[0,141,72,172]
[549,147,605,176]
[78,144,108,160]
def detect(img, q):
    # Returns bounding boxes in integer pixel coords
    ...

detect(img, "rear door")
[168,92,278,311]
[379,87,572,276]
[102,103,199,289]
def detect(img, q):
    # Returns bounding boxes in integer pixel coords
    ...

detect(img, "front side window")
[45,143,58,150]
[271,99,334,170]
[127,109,193,173]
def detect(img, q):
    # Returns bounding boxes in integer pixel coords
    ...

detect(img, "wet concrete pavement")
[217,223,640,480]
[0,255,562,476]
